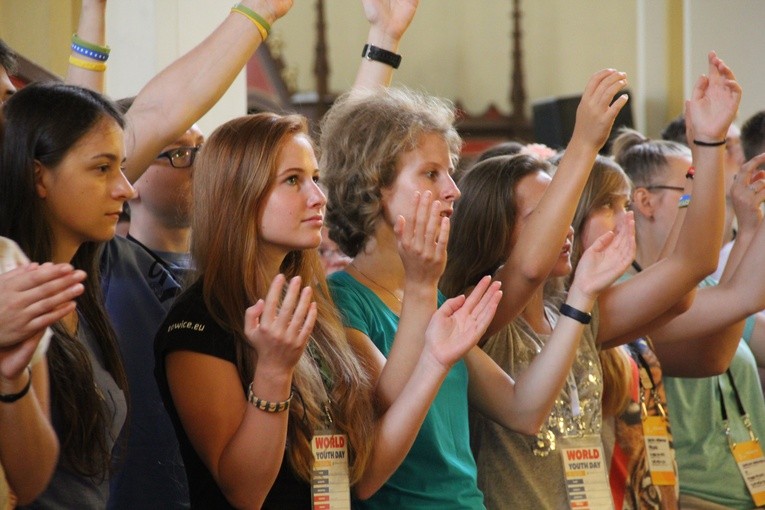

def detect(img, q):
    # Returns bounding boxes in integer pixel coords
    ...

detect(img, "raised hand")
[248,0,294,24]
[394,190,450,288]
[571,69,629,150]
[570,211,636,299]
[686,51,742,143]
[361,0,419,45]
[730,153,765,232]
[422,276,502,369]
[244,274,316,373]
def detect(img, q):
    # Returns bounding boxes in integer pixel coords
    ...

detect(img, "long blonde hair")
[191,113,376,483]
[570,155,634,416]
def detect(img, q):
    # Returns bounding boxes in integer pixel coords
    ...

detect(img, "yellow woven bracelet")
[69,55,107,72]
[231,4,270,41]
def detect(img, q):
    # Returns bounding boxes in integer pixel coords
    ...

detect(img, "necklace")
[350,262,402,304]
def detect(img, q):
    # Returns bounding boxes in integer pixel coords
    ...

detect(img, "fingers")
[582,68,617,99]
[261,274,287,323]
[691,74,709,101]
[596,70,628,107]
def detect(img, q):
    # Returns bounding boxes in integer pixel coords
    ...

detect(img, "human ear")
[631,188,654,220]
[33,160,49,199]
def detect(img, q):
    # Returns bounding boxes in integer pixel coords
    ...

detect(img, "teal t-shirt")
[663,277,765,510]
[328,271,484,510]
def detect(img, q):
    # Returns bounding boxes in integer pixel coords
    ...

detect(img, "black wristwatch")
[361,44,402,69]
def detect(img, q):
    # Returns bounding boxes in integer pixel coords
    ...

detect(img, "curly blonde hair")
[319,88,461,257]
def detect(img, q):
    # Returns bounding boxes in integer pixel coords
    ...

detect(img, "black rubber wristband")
[559,303,592,325]
[361,44,402,69]
[693,139,726,147]
[0,366,32,403]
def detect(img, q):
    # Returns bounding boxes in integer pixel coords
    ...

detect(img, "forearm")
[354,348,448,500]
[66,0,107,91]
[374,283,437,409]
[214,369,292,509]
[673,145,726,276]
[124,0,279,182]
[653,320,744,377]
[471,290,595,435]
[0,363,58,505]
[353,25,403,91]
[518,142,598,279]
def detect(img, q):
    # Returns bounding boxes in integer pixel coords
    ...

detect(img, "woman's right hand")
[570,212,636,300]
[571,68,629,151]
[244,274,316,374]
[395,190,450,288]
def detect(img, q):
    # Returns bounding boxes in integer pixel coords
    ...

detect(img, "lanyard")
[307,340,336,428]
[628,339,667,418]
[718,369,758,446]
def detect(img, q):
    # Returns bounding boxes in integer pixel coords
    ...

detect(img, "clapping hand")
[570,212,636,300]
[244,274,316,374]
[422,276,502,369]
[0,262,85,380]
[395,190,450,289]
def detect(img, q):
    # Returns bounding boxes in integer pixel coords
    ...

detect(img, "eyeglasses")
[643,185,685,192]
[156,145,202,168]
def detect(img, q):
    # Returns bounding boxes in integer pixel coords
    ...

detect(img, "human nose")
[113,170,136,201]
[442,174,461,202]
[308,180,326,208]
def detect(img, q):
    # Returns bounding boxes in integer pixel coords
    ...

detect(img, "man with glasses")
[102,98,203,510]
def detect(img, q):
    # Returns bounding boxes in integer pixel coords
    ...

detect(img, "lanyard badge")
[635,361,677,487]
[310,401,351,510]
[719,370,765,507]
[560,435,614,509]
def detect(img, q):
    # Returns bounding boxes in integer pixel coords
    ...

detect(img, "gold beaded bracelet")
[247,383,293,412]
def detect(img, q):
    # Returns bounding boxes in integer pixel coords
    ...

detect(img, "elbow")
[514,417,546,437]
[14,432,60,505]
[671,293,694,315]
[354,485,375,502]
[353,479,383,501]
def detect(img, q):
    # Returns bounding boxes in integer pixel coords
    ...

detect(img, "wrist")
[564,284,597,311]
[0,366,32,403]
[365,27,401,53]
[242,0,279,25]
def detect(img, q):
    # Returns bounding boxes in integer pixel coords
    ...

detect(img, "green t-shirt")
[663,276,765,509]
[328,271,484,509]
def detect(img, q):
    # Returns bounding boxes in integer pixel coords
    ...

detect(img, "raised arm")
[597,52,740,347]
[166,275,315,509]
[123,0,293,182]
[650,158,765,376]
[65,0,107,91]
[485,69,628,338]
[468,215,635,434]
[353,0,418,90]
[354,276,501,499]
